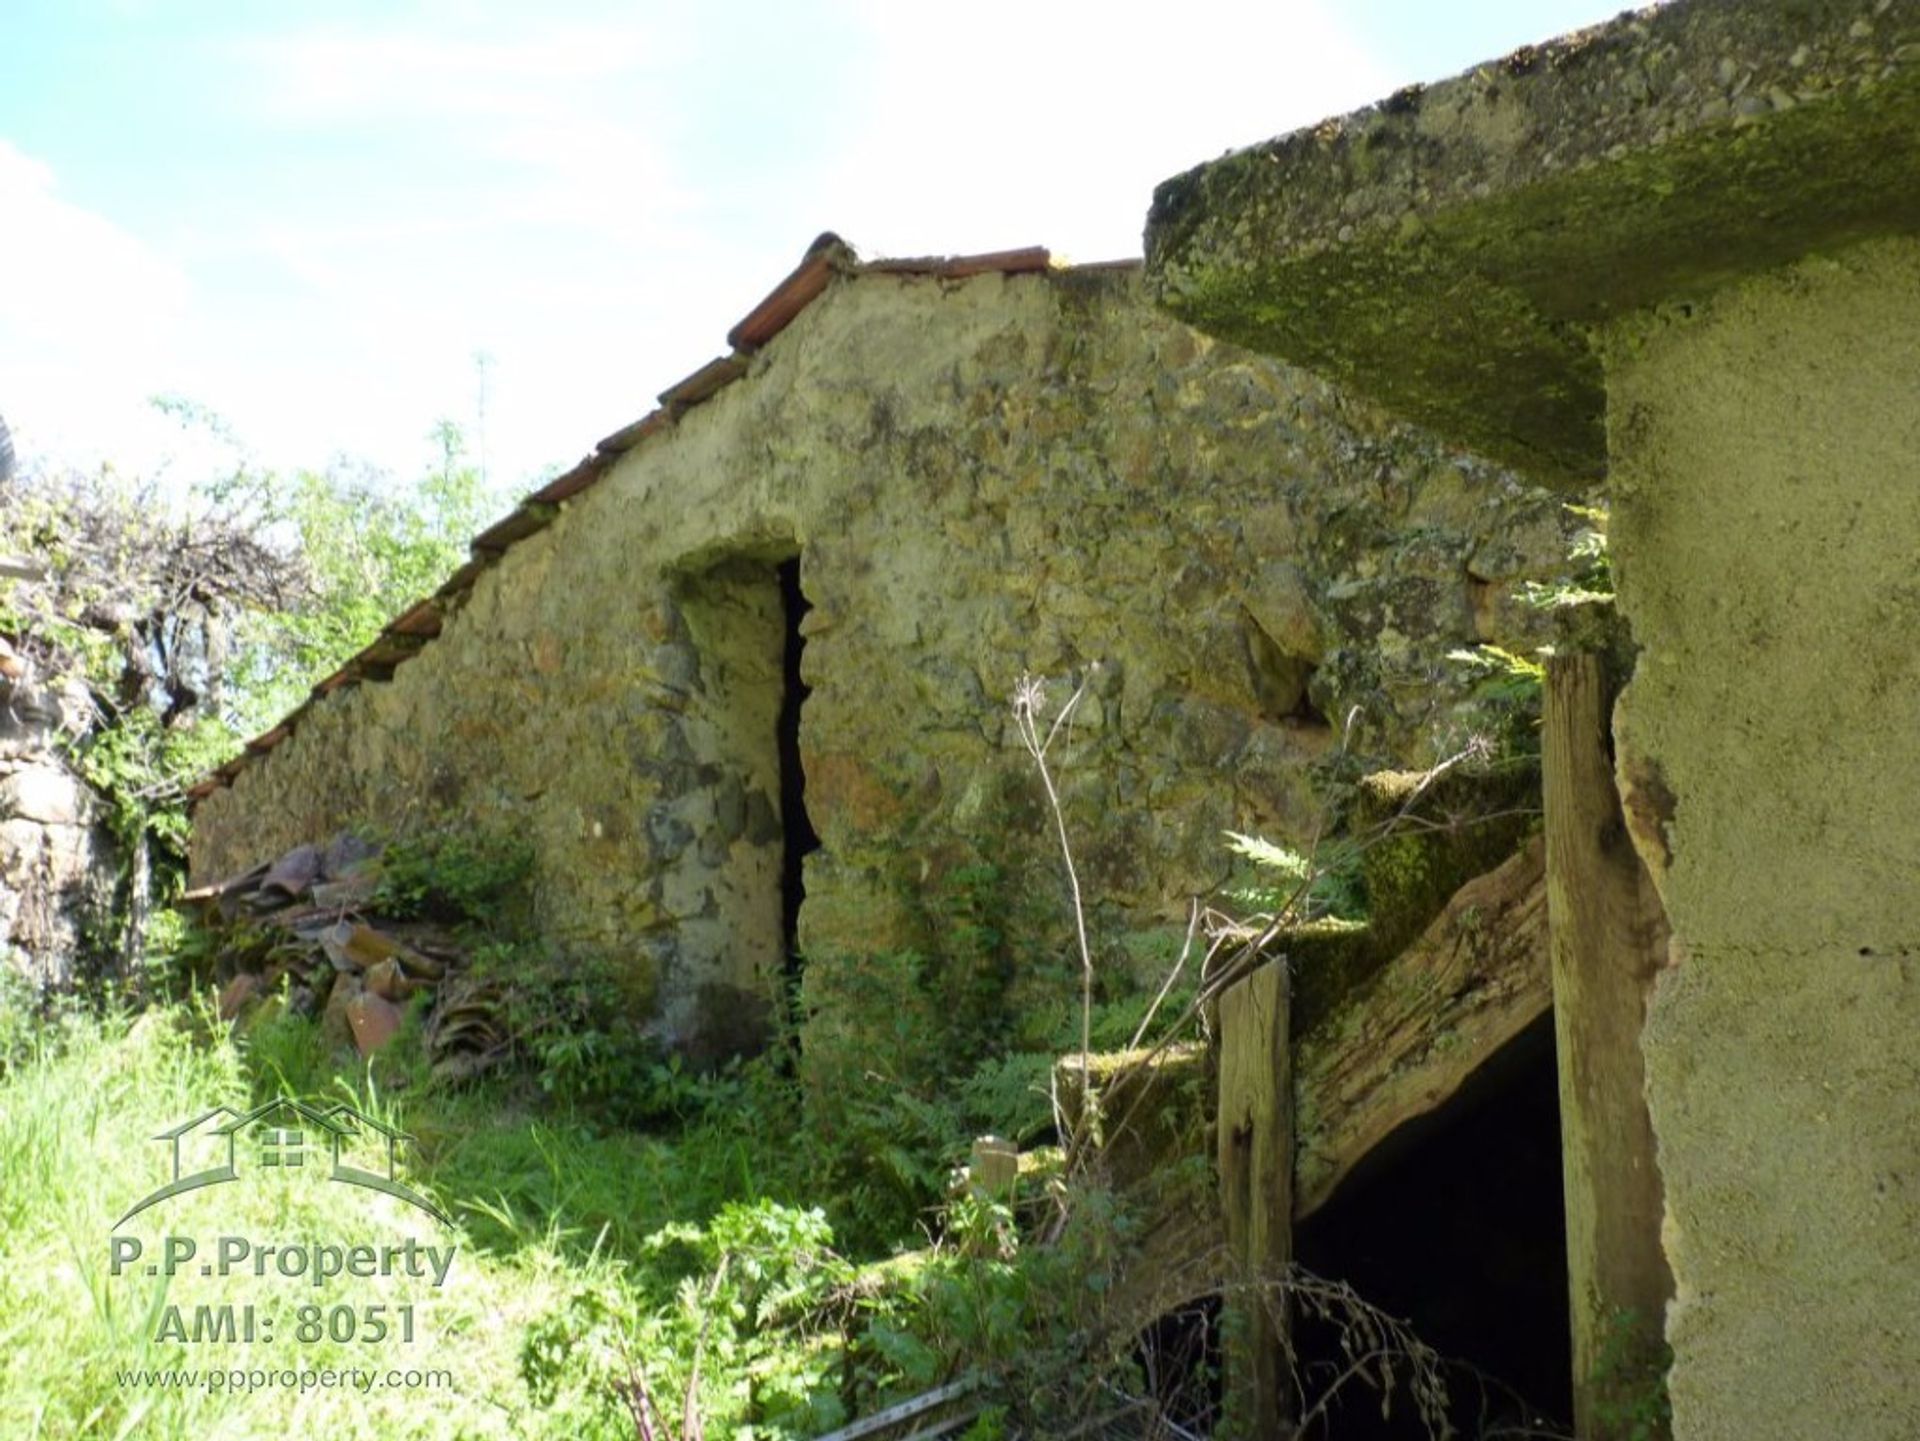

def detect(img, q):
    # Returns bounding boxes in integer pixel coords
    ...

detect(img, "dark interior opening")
[1288,662,1330,730]
[776,556,820,980]
[1132,1297,1224,1436]
[1291,1017,1571,1438]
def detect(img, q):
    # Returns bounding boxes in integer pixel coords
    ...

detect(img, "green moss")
[1054,1042,1212,1187]
[1352,761,1539,956]
[1281,918,1377,1037]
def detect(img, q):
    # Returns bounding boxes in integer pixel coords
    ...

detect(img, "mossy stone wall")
[192,268,1570,1056]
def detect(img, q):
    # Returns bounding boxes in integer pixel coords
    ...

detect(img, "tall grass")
[0,999,759,1440]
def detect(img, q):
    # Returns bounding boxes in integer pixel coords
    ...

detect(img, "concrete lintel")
[1145,0,1920,486]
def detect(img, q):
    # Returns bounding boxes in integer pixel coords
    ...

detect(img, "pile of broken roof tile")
[180,835,510,1082]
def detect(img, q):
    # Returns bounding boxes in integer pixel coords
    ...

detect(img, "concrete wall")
[1607,236,1920,1440]
[192,266,1571,1056]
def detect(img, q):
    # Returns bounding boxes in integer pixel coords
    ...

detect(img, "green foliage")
[1446,642,1547,758]
[502,948,677,1124]
[876,1180,1164,1430]
[0,995,867,1440]
[219,423,493,734]
[358,820,689,1127]
[69,705,238,855]
[1445,643,1546,703]
[0,416,501,973]
[1592,1306,1673,1441]
[519,1198,859,1436]
[1521,502,1613,608]
[1223,831,1368,922]
[373,827,535,931]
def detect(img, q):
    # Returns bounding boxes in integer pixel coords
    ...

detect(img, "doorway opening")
[1291,1018,1571,1437]
[666,549,819,1063]
[776,556,819,980]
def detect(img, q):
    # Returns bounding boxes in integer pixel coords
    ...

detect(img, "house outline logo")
[114,1096,449,1227]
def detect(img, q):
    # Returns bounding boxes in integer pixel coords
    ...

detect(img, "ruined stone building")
[188,240,1570,1059]
[182,0,1918,1435]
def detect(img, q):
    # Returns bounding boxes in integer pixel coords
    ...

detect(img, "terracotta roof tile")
[727,232,851,351]
[470,505,555,556]
[246,724,290,755]
[528,456,604,504]
[359,634,429,669]
[433,558,488,602]
[863,246,1051,278]
[595,409,673,455]
[658,355,749,410]
[387,599,444,639]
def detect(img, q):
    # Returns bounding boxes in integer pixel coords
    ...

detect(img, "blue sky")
[0,0,1633,495]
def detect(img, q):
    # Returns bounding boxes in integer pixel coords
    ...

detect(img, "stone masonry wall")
[0,677,115,988]
[191,265,1573,1056]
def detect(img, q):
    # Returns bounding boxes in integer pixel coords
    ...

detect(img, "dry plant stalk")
[1010,670,1097,1114]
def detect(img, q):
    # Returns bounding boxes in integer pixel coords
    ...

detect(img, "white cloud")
[812,0,1393,261]
[0,141,197,474]
[0,2,1398,492]
[230,22,679,123]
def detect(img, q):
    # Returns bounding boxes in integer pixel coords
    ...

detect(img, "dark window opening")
[777,556,820,980]
[1291,1017,1571,1438]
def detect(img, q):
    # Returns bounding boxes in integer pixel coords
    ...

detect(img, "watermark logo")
[115,1095,449,1227]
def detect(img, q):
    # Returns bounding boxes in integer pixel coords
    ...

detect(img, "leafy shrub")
[373,828,535,930]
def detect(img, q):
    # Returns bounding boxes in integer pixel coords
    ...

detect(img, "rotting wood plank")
[1292,834,1551,1218]
[1217,960,1293,1436]
[1543,650,1673,1440]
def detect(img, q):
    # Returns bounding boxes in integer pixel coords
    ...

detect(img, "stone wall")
[0,677,115,988]
[191,264,1573,1056]
[1607,237,1920,1441]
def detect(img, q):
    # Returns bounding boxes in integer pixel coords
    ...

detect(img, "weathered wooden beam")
[1218,960,1293,1435]
[1543,650,1673,1440]
[1096,843,1551,1337]
[1293,834,1551,1217]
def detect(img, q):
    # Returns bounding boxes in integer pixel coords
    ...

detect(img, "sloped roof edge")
[189,236,1079,804]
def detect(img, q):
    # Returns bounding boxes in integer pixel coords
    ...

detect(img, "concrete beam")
[1145,0,1920,486]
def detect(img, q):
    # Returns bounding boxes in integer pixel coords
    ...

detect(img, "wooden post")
[1218,959,1293,1436]
[967,1135,1019,1201]
[1543,651,1675,1439]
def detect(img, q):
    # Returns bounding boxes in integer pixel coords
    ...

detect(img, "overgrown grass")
[0,996,863,1439]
